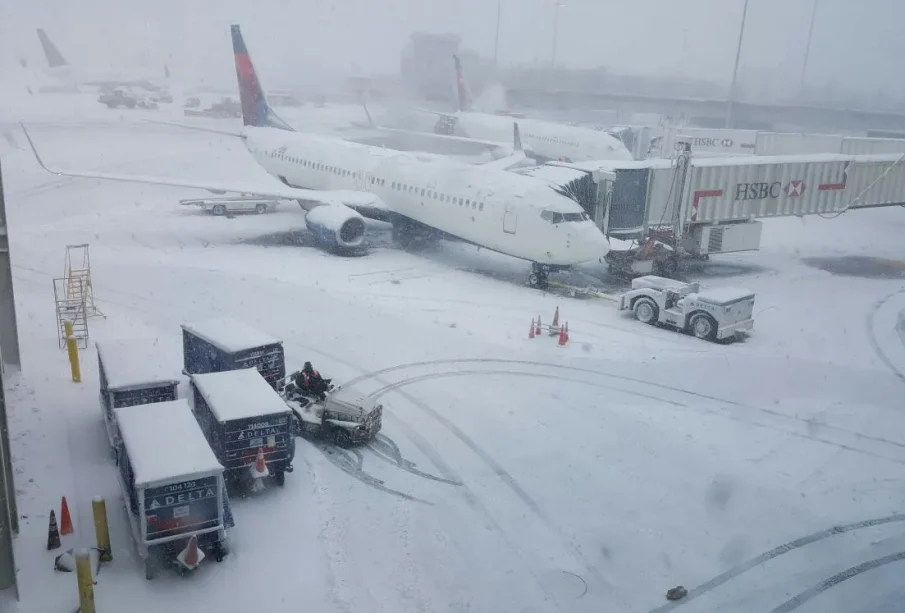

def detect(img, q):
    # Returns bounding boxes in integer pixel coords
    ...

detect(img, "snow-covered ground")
[3,99,905,612]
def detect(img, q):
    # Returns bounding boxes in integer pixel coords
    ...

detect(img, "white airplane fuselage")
[454,112,633,163]
[244,127,609,266]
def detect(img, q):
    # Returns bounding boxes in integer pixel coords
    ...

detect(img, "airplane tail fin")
[513,122,523,152]
[453,55,472,112]
[37,29,67,69]
[230,24,293,131]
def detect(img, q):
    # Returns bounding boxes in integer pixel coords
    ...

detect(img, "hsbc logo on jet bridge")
[734,180,806,201]
[675,137,735,150]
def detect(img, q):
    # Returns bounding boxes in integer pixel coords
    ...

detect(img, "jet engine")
[305,203,367,250]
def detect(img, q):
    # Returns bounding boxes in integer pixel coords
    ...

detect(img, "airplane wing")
[19,122,388,218]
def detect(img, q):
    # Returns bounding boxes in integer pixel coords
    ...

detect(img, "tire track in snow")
[364,368,632,609]
[865,288,905,387]
[366,435,463,486]
[311,442,434,505]
[648,513,905,612]
[348,358,905,464]
[769,550,905,613]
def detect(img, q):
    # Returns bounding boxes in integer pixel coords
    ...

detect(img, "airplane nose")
[582,223,609,258]
[565,223,609,263]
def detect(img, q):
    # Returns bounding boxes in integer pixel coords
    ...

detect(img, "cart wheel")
[689,313,717,341]
[273,470,286,487]
[144,559,156,581]
[333,428,353,448]
[255,203,267,214]
[212,204,226,216]
[633,298,659,325]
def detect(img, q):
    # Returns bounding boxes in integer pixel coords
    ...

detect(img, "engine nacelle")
[305,203,366,250]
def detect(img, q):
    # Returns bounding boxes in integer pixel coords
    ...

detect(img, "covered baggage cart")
[190,368,295,486]
[181,317,285,388]
[96,339,181,449]
[114,399,233,579]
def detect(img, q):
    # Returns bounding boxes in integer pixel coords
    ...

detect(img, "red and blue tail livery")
[231,25,294,131]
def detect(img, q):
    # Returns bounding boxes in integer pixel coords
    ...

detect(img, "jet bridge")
[546,151,905,276]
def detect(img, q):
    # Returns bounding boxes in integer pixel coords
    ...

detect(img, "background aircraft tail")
[36,29,67,69]
[452,55,473,112]
[230,24,293,131]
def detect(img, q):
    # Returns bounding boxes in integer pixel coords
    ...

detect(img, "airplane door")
[503,204,517,234]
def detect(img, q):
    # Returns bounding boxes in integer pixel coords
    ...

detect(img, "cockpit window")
[541,211,590,223]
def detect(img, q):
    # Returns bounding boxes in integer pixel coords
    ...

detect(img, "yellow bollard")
[92,497,112,562]
[64,320,81,383]
[75,549,95,613]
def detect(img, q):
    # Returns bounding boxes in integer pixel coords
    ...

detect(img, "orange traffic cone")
[552,306,560,329]
[535,316,542,336]
[47,510,61,550]
[183,535,199,568]
[558,323,568,346]
[564,322,570,344]
[529,318,535,339]
[60,496,73,536]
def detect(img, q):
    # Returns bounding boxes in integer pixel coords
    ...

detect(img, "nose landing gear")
[528,263,550,290]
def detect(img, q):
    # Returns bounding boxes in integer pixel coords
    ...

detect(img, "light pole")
[494,0,502,66]
[725,0,750,128]
[800,0,819,90]
[551,1,565,68]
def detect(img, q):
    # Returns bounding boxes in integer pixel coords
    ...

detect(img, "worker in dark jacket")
[296,362,331,400]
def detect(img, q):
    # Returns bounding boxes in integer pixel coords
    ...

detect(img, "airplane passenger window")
[391,182,396,189]
[479,203,484,211]
[465,200,471,207]
[421,189,425,196]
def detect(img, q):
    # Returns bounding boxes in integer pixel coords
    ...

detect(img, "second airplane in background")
[419,55,634,164]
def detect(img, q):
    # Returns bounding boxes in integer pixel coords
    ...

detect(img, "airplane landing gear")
[528,263,550,290]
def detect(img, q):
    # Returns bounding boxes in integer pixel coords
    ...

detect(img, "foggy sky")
[2,0,903,97]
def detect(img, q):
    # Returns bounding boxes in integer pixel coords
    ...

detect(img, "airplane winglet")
[19,122,59,176]
[359,97,377,129]
[513,122,523,152]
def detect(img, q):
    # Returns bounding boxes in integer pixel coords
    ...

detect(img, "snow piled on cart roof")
[191,367,290,423]
[115,399,223,486]
[96,339,181,391]
[181,317,282,353]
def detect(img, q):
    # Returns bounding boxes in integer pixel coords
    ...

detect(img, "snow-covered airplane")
[36,28,169,94]
[21,24,609,290]
[422,56,634,164]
